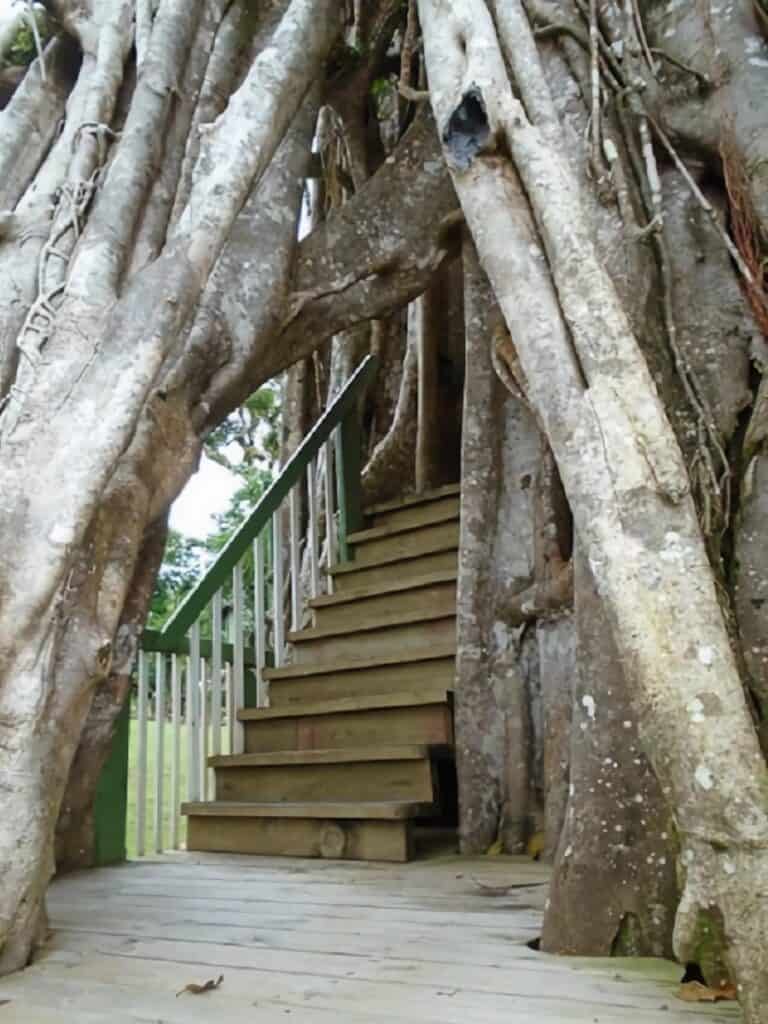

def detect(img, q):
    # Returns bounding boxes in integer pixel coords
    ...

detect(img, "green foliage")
[149,384,281,630]
[148,530,204,629]
[205,466,274,554]
[2,9,51,69]
[204,385,279,477]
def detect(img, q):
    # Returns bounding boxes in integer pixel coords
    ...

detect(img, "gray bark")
[419,1,768,1015]
[542,550,678,957]
[0,0,342,973]
[455,237,542,853]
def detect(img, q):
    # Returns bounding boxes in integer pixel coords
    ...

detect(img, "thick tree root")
[675,840,768,1023]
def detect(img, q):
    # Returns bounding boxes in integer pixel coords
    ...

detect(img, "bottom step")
[183,800,431,863]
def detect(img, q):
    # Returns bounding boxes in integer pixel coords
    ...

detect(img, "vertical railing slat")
[289,487,301,632]
[225,661,235,754]
[335,414,364,564]
[323,439,336,592]
[170,653,181,850]
[153,653,166,854]
[200,655,209,799]
[187,624,201,802]
[232,563,245,754]
[135,651,149,858]
[254,533,267,708]
[211,591,223,788]
[272,508,285,667]
[307,458,320,600]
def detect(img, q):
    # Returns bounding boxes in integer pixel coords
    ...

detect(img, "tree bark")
[542,549,678,957]
[0,0,342,972]
[55,516,169,872]
[419,0,768,1015]
[455,236,542,853]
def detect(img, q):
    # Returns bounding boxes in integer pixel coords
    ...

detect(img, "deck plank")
[0,854,740,1023]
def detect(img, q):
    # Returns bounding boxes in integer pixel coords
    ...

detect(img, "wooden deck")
[0,851,740,1022]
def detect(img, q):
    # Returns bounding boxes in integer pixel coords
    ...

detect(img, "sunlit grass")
[126,719,229,859]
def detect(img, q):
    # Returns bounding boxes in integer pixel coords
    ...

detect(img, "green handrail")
[146,354,377,646]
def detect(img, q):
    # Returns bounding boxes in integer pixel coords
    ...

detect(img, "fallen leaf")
[176,974,224,997]
[678,981,737,1003]
[526,831,545,861]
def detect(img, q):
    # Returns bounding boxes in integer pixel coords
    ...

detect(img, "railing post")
[232,563,245,754]
[170,654,181,849]
[153,653,166,854]
[135,651,149,858]
[254,532,267,707]
[323,439,337,582]
[307,458,320,599]
[272,509,285,667]
[211,591,223,760]
[334,409,365,563]
[187,624,201,802]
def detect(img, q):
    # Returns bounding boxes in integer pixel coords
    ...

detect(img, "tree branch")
[279,107,458,365]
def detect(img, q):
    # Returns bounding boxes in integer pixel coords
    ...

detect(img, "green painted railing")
[128,354,377,857]
[155,353,376,644]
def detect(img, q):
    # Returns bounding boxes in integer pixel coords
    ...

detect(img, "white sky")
[0,0,17,27]
[169,454,240,539]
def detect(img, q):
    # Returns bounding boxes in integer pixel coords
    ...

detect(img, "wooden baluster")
[272,508,285,667]
[153,653,166,853]
[232,563,245,754]
[289,486,301,632]
[211,591,223,793]
[170,654,182,849]
[187,624,201,801]
[225,661,234,754]
[135,651,149,858]
[323,439,336,591]
[307,458,320,599]
[254,533,267,707]
[199,655,209,799]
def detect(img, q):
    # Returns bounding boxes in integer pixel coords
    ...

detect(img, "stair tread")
[365,483,461,516]
[263,642,456,680]
[347,509,458,546]
[288,605,455,644]
[238,687,450,721]
[329,540,458,576]
[182,799,433,820]
[309,570,456,609]
[209,744,439,768]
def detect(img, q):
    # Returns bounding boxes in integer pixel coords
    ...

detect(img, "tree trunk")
[0,0,342,971]
[55,515,169,872]
[419,0,768,1015]
[542,549,678,957]
[456,236,541,853]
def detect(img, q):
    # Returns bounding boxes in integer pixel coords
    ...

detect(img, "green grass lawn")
[126,719,230,859]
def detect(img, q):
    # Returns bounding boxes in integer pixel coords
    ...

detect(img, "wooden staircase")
[183,484,459,862]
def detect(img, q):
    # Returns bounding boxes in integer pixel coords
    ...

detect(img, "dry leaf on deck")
[678,980,737,1003]
[176,974,224,997]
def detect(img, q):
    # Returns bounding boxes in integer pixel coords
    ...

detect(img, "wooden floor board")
[0,854,740,1023]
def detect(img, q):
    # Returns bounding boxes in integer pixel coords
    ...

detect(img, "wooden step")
[346,517,459,566]
[309,570,457,631]
[210,745,438,803]
[183,800,431,862]
[239,689,453,752]
[367,483,461,531]
[330,547,457,593]
[289,606,456,664]
[266,644,456,705]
